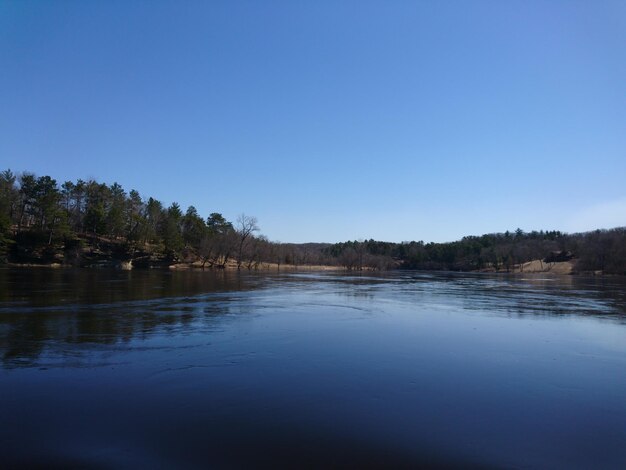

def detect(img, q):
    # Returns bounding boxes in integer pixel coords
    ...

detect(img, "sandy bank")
[480,259,576,275]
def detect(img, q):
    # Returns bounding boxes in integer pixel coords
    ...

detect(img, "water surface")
[1,268,626,468]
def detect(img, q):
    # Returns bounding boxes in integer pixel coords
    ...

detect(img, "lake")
[1,268,626,468]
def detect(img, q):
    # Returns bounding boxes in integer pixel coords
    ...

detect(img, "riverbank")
[169,261,344,271]
[3,258,605,276]
[478,259,577,275]
[6,259,344,272]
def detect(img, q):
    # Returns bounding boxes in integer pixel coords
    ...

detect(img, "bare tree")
[235,214,259,269]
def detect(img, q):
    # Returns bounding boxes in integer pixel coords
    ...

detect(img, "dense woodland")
[326,229,626,274]
[1,170,625,274]
[0,170,333,269]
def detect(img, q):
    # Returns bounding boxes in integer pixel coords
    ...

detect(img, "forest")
[0,170,334,269]
[1,170,625,274]
[326,229,626,274]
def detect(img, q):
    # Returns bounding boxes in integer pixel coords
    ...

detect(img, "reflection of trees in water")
[0,267,250,306]
[1,314,48,367]
[1,298,240,368]
[385,272,626,322]
[448,274,626,322]
[2,269,626,367]
[0,268,257,368]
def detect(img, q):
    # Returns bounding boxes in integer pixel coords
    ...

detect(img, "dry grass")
[517,259,575,274]
[479,259,576,275]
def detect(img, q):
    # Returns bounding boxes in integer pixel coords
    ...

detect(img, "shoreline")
[2,258,614,276]
[3,261,344,272]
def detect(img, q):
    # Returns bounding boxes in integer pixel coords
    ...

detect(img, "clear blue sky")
[1,1,625,243]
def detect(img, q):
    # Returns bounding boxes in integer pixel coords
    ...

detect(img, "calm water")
[1,268,626,469]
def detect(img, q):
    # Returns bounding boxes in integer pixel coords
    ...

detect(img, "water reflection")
[2,268,626,468]
[387,271,626,321]
[0,269,251,368]
[1,269,626,368]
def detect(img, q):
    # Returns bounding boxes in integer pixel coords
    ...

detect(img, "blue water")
[1,269,625,468]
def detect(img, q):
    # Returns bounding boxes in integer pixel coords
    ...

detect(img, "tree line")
[326,227,626,274]
[1,169,625,274]
[0,169,307,268]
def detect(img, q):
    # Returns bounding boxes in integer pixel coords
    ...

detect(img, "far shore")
[4,258,614,277]
[168,261,344,272]
[4,261,344,272]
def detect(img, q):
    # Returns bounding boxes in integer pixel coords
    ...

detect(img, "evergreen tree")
[160,203,184,256]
